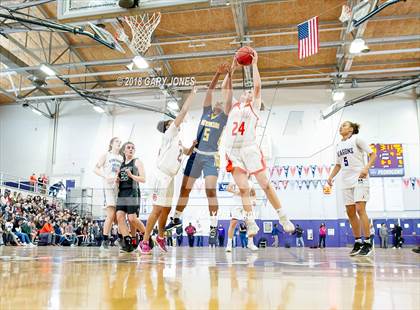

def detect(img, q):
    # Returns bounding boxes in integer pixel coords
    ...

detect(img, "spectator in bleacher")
[37,175,43,194]
[4,219,22,245]
[21,219,34,242]
[39,217,54,245]
[58,222,76,246]
[92,221,101,246]
[111,224,118,246]
[74,223,82,245]
[13,218,34,246]
[49,180,66,198]
[41,174,49,195]
[53,221,63,245]
[30,173,37,192]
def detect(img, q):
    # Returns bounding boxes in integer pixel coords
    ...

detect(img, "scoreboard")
[369,143,405,177]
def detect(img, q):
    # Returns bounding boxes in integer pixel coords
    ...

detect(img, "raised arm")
[251,50,262,110]
[222,62,234,115]
[174,86,197,128]
[203,64,225,108]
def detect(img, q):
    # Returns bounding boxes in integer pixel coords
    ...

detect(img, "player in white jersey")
[327,121,376,256]
[224,50,295,238]
[94,137,123,250]
[139,87,197,255]
[225,177,258,252]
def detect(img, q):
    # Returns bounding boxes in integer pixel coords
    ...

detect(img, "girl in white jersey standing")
[94,137,123,250]
[139,87,197,255]
[224,50,295,240]
[327,121,376,256]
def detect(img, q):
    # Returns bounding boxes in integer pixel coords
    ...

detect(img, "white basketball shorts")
[226,144,266,175]
[151,169,174,207]
[343,178,370,206]
[103,186,118,208]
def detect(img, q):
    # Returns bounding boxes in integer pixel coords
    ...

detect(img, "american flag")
[298,16,319,59]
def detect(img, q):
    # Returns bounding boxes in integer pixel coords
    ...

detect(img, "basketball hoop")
[339,4,352,23]
[124,12,161,54]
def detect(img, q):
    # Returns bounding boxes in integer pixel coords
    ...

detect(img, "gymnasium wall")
[0,88,419,228]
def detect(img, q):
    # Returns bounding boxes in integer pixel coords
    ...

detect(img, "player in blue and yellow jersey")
[165,63,232,230]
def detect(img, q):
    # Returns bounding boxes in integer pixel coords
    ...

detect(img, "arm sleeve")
[356,137,373,154]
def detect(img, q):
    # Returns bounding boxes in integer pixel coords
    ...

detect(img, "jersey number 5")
[344,156,349,167]
[203,128,211,142]
[232,121,245,136]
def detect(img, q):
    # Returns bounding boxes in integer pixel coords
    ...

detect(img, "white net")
[124,12,161,55]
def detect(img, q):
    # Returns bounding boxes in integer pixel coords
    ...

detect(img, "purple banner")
[369,143,405,177]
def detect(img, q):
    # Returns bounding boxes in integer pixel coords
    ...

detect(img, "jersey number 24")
[232,121,245,136]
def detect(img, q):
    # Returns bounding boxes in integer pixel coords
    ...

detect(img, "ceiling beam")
[6,67,419,98]
[3,35,419,74]
[35,5,105,89]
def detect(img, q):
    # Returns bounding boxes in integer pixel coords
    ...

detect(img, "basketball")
[235,46,255,66]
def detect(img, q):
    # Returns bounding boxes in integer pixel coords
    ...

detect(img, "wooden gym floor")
[0,246,419,310]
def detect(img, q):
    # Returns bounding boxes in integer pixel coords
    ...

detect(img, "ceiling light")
[332,91,345,101]
[133,56,149,69]
[40,64,56,76]
[349,38,369,54]
[93,105,105,113]
[30,106,43,116]
[167,100,179,111]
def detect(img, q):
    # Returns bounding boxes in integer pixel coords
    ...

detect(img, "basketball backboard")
[348,0,372,32]
[58,0,207,20]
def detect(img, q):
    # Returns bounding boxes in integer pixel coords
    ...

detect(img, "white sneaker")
[225,244,232,253]
[279,214,295,233]
[247,243,258,251]
[246,220,259,236]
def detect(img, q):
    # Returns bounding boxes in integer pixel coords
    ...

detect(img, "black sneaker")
[349,242,363,256]
[412,247,420,254]
[165,218,182,231]
[358,242,373,256]
[120,238,134,253]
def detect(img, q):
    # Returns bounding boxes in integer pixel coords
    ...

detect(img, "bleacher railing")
[0,172,63,198]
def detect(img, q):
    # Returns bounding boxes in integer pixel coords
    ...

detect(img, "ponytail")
[349,122,360,135]
[345,121,360,135]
